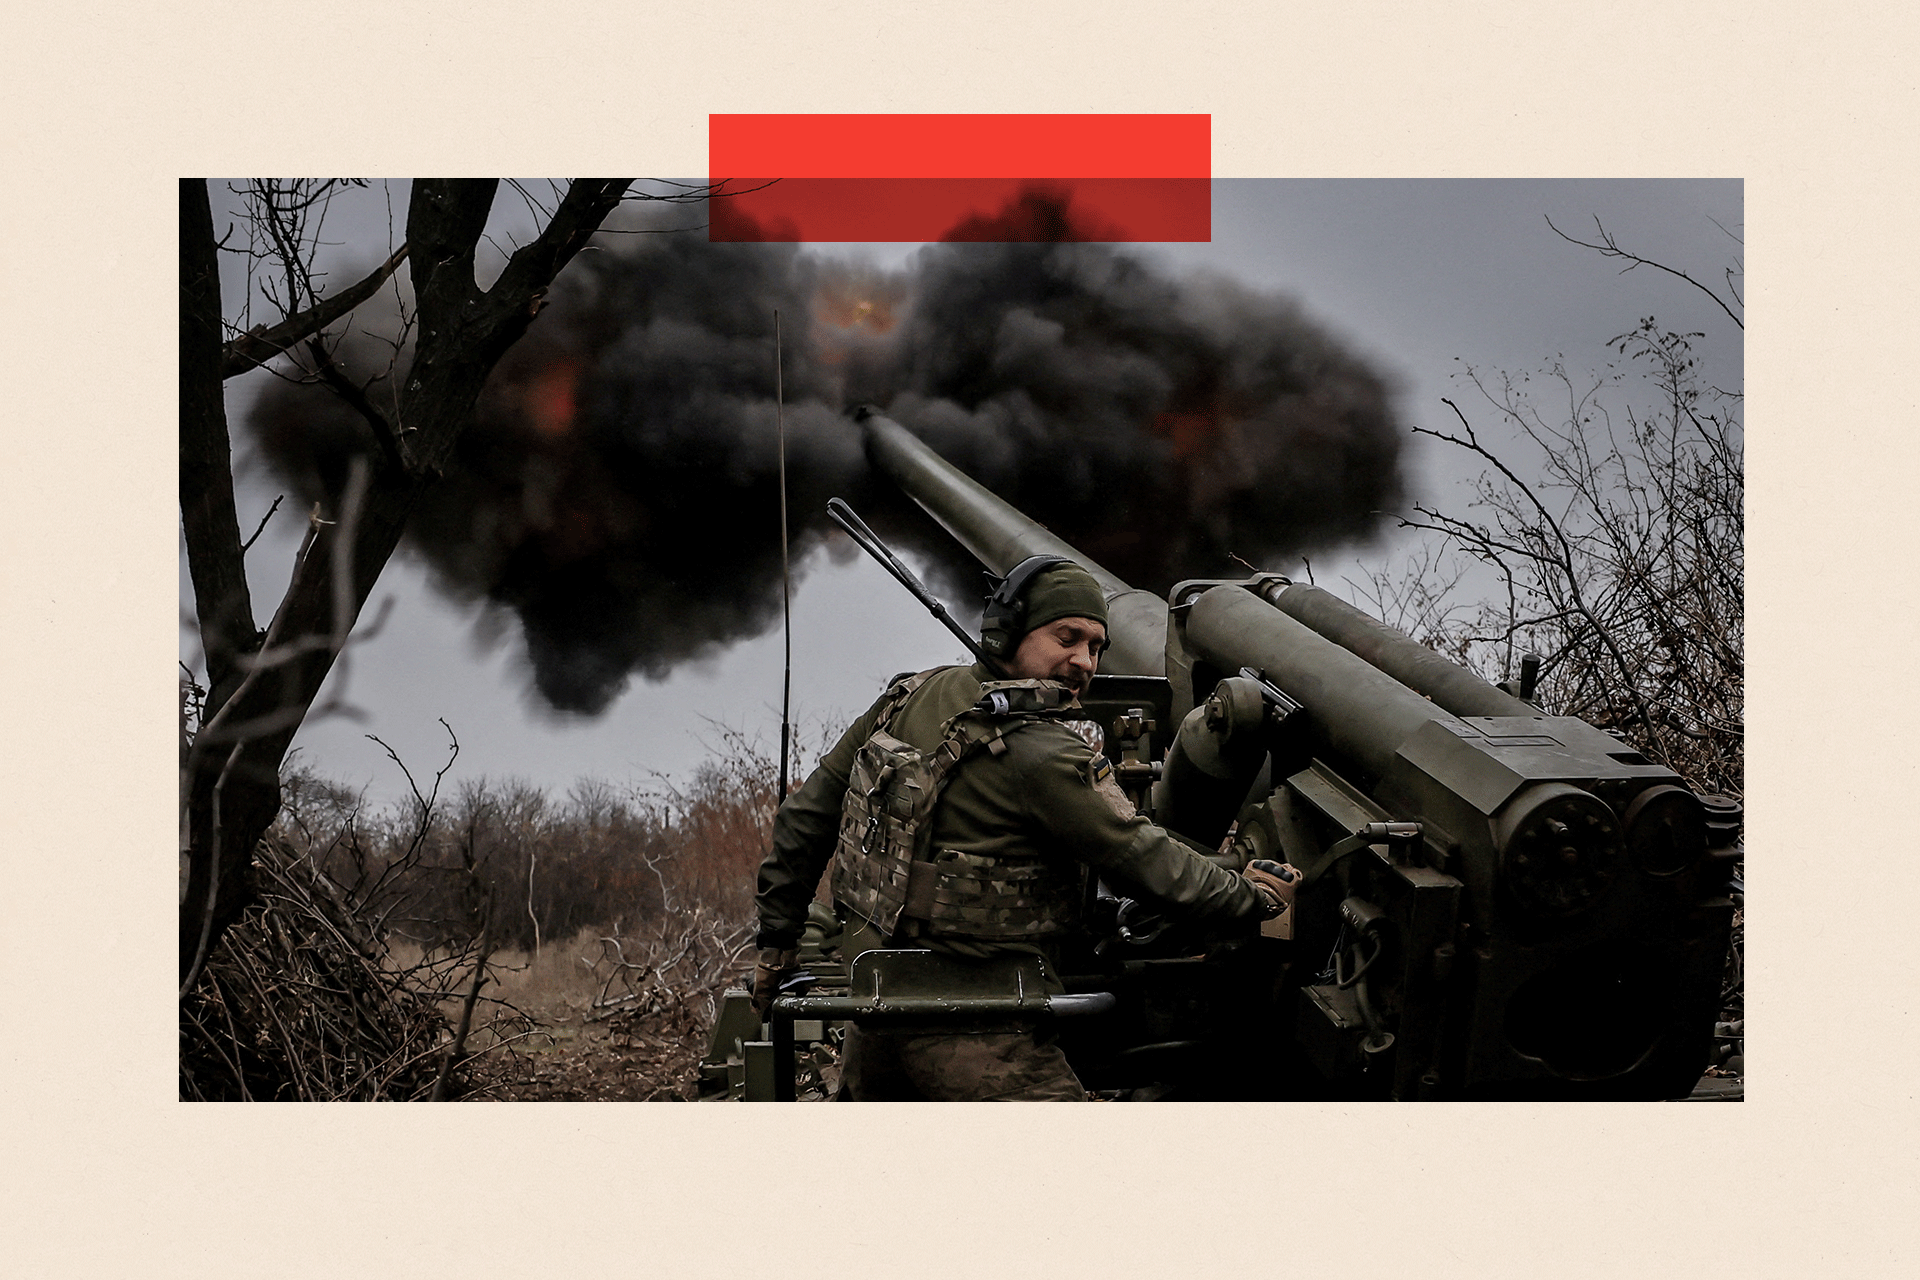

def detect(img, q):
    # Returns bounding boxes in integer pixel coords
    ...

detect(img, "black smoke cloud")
[247,192,1405,714]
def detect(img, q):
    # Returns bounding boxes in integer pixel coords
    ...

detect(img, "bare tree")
[179,179,728,987]
[1384,218,1743,794]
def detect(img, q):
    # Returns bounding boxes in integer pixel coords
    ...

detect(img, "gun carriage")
[703,410,1739,1101]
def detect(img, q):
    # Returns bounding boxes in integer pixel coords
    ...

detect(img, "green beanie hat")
[1020,562,1109,637]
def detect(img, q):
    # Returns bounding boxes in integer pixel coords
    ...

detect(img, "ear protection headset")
[978,555,1073,659]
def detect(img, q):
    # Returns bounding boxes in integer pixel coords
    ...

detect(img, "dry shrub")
[184,720,818,1100]
[274,719,803,963]
[179,833,524,1101]
[1364,322,1742,796]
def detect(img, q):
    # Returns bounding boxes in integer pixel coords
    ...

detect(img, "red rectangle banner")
[709,114,1210,178]
[707,115,1211,242]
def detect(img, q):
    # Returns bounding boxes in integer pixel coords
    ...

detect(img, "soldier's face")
[1008,617,1107,694]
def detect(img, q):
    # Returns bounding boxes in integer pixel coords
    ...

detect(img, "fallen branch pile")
[179,834,527,1101]
[601,987,719,1101]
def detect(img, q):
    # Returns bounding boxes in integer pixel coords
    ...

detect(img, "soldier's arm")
[752,697,885,949]
[1010,725,1266,926]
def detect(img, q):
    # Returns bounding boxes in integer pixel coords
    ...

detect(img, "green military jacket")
[755,663,1264,962]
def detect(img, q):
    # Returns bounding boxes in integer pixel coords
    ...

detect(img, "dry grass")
[390,919,752,1042]
[361,927,749,1101]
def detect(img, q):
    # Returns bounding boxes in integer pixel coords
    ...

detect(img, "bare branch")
[1433,397,1660,745]
[223,241,409,378]
[1547,215,1743,331]
[1386,314,1740,793]
[305,336,408,473]
[239,494,283,555]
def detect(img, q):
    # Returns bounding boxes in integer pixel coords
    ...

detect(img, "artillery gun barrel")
[813,411,1730,1102]
[1258,581,1533,719]
[857,408,1171,676]
[1185,585,1474,780]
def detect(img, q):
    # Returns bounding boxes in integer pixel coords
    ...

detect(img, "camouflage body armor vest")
[831,671,1088,942]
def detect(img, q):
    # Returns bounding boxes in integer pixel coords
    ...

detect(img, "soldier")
[752,556,1301,1100]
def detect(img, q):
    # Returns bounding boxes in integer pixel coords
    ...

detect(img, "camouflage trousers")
[837,1024,1088,1101]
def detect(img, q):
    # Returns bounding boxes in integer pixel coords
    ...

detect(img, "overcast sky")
[182,178,1741,807]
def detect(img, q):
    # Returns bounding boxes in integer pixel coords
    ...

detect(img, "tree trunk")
[179,179,633,983]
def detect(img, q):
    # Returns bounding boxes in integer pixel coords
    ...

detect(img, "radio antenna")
[825,497,999,674]
[775,310,792,806]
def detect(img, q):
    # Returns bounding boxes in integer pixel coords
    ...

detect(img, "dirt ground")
[389,932,730,1102]
[457,994,717,1101]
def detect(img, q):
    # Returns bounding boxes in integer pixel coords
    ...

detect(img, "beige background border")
[4,3,1909,1274]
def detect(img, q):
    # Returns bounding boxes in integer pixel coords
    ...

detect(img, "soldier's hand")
[752,946,799,1021]
[1242,859,1302,919]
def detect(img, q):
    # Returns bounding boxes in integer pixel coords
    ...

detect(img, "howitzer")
[702,408,1739,1100]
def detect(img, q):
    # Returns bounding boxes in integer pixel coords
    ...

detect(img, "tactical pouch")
[832,675,1086,942]
[908,848,1084,939]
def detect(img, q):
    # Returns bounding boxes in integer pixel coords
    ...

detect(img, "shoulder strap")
[923,678,1079,772]
[871,665,953,735]
[970,678,1078,718]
